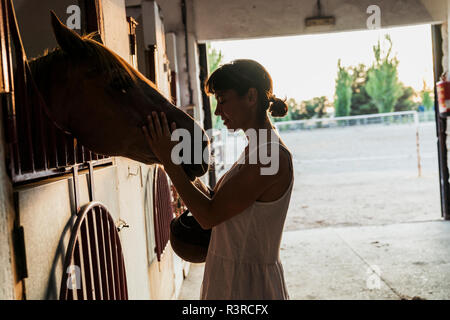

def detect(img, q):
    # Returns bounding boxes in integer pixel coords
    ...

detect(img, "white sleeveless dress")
[200,141,294,300]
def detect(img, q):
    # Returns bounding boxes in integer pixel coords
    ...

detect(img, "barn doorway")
[206,24,442,231]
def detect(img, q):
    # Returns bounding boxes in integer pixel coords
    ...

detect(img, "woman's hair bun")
[268,95,288,117]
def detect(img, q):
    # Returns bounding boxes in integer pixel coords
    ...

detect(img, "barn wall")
[422,0,448,21]
[99,0,155,300]
[102,0,132,61]
[126,0,208,298]
[3,0,178,300]
[0,93,15,300]
[17,165,121,299]
[154,0,205,126]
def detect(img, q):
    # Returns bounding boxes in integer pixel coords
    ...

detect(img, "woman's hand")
[142,111,177,167]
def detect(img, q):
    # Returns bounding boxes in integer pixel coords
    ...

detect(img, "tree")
[312,96,330,119]
[420,81,434,111]
[298,96,330,119]
[394,86,418,112]
[422,90,434,111]
[207,42,223,75]
[349,64,378,115]
[365,35,404,113]
[334,59,352,117]
[283,98,307,121]
[206,43,224,128]
[272,98,297,122]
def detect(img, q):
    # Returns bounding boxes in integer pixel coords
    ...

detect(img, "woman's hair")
[204,59,288,121]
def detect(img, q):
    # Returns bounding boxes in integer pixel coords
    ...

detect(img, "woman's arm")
[193,177,214,197]
[142,111,280,229]
[163,156,282,229]
[162,162,214,228]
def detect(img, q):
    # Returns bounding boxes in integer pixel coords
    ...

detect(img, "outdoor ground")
[281,121,441,231]
[178,121,447,300]
[217,120,441,231]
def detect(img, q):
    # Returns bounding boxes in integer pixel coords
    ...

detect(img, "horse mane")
[28,32,135,94]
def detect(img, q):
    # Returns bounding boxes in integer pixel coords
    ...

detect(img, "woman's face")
[214,89,254,131]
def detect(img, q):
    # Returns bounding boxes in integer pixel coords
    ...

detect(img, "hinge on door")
[12,225,27,280]
[12,192,27,281]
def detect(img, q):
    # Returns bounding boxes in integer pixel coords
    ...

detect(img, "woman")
[142,59,294,300]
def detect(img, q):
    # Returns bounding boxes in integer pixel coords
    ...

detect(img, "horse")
[27,11,211,180]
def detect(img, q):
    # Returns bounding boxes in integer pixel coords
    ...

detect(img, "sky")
[209,24,434,103]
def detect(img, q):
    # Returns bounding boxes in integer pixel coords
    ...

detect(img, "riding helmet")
[170,208,212,263]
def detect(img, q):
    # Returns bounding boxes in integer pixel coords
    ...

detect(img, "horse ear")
[50,10,86,55]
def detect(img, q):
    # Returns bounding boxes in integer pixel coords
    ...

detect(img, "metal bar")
[72,138,77,165]
[431,24,449,220]
[95,206,109,300]
[153,169,161,261]
[274,110,419,128]
[88,161,95,202]
[80,218,94,299]
[121,258,128,299]
[20,65,35,173]
[198,43,216,187]
[166,184,171,246]
[154,198,161,261]
[72,241,82,300]
[103,210,116,299]
[0,0,8,92]
[163,183,167,254]
[414,112,422,178]
[72,165,80,213]
[116,242,126,300]
[87,211,102,299]
[1,0,21,179]
[76,228,87,300]
[37,96,48,170]
[49,121,58,168]
[6,0,35,173]
[80,145,85,164]
[11,158,113,184]
[110,217,121,300]
[63,135,68,167]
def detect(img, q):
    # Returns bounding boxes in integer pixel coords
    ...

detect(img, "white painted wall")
[421,0,448,22]
[141,1,172,100]
[166,32,181,106]
[158,0,205,126]
[192,0,445,42]
[101,0,154,300]
[102,0,132,61]
[18,166,121,299]
[112,158,152,299]
[0,101,15,300]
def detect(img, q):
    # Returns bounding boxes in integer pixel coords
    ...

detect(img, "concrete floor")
[178,220,450,300]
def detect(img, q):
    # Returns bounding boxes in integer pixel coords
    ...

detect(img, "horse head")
[28,11,211,180]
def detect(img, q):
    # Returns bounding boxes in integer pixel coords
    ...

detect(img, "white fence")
[210,111,429,179]
[273,111,422,131]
